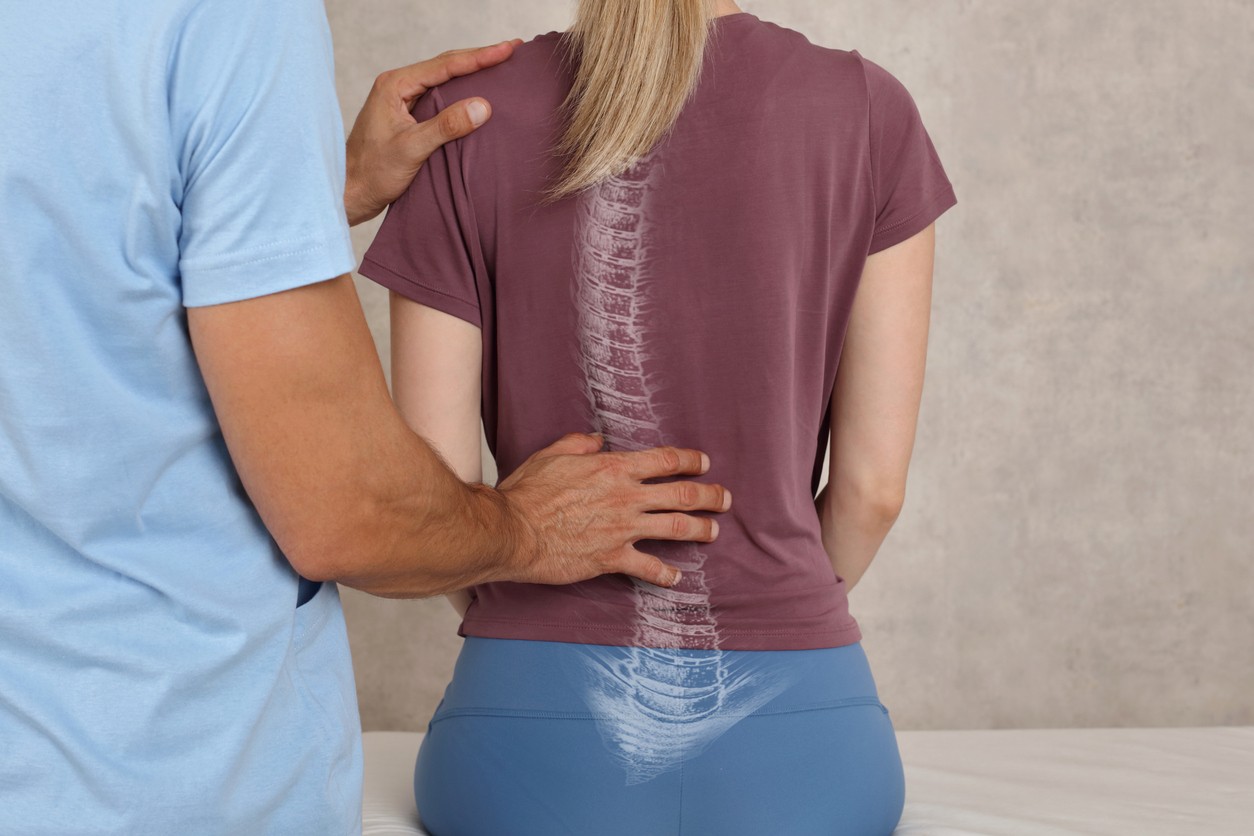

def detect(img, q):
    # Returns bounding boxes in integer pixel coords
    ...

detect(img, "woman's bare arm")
[816,224,936,591]
[390,292,485,616]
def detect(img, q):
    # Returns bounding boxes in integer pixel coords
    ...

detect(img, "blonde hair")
[550,0,715,200]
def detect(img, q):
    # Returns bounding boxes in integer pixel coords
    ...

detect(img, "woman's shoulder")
[763,22,928,123]
[428,30,572,116]
[847,49,921,104]
[733,16,874,99]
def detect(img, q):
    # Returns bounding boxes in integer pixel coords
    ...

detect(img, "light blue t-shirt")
[0,1,362,833]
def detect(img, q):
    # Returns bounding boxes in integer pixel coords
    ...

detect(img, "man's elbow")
[277,512,442,599]
[282,536,354,584]
[272,506,376,585]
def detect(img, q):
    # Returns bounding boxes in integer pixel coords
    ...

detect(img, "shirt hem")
[867,182,958,255]
[458,615,863,652]
[358,256,483,329]
[181,235,356,307]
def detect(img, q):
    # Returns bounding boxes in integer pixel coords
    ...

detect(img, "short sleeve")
[855,51,958,255]
[171,0,356,307]
[358,87,484,329]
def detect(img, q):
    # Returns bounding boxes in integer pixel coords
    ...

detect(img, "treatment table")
[361,726,1253,834]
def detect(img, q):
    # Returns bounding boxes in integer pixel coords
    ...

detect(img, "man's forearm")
[193,277,727,601]
[320,428,527,597]
[190,275,528,597]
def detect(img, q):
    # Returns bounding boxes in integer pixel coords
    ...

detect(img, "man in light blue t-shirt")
[0,2,731,833]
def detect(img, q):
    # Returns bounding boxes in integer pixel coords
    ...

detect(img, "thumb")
[408,97,491,161]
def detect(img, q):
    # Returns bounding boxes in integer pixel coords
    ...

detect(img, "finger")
[611,548,682,588]
[635,513,719,544]
[405,97,492,162]
[443,39,520,57]
[533,431,604,458]
[640,481,731,513]
[617,446,711,480]
[387,41,519,104]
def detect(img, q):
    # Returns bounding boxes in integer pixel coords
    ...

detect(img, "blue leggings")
[414,637,905,835]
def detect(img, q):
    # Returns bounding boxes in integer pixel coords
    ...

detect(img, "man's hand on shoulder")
[345,40,522,226]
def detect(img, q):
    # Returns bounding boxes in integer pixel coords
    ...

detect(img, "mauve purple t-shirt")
[360,13,957,651]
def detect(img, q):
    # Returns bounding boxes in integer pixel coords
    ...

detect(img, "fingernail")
[467,100,489,126]
[670,569,683,586]
[721,489,732,512]
[700,452,710,473]
[710,519,720,540]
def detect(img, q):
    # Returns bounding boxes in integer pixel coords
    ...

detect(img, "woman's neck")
[713,0,744,17]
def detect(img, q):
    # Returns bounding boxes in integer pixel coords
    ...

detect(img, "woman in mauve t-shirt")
[360,0,956,832]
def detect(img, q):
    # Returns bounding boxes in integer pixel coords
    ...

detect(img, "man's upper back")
[0,2,361,832]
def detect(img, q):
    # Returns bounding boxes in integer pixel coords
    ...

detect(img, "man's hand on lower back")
[495,433,732,589]
[345,41,522,226]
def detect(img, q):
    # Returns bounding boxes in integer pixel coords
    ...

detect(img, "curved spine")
[572,156,773,784]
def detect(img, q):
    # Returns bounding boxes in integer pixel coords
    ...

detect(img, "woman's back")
[365,8,955,832]
[361,12,955,652]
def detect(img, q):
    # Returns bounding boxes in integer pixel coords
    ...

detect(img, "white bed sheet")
[892,726,1251,835]
[361,726,1253,835]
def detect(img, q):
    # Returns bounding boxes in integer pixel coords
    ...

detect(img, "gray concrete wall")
[328,0,1254,731]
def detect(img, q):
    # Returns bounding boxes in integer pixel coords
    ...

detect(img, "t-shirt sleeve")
[358,87,484,329]
[855,51,958,255]
[170,0,356,308]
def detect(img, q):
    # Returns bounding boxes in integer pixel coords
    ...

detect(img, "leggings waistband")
[432,636,884,723]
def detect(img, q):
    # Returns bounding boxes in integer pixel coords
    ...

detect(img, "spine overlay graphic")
[572,156,783,784]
